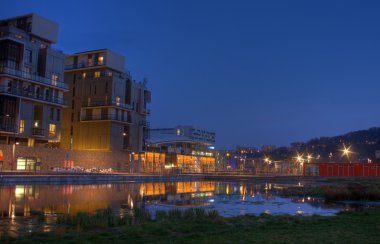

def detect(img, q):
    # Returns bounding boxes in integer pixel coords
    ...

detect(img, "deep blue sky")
[2,0,380,149]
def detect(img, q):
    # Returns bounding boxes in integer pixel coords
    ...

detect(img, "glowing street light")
[340,145,352,159]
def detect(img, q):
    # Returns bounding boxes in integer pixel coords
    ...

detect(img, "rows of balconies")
[0,85,67,106]
[0,65,69,90]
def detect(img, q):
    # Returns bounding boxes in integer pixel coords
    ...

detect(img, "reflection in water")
[0,181,352,237]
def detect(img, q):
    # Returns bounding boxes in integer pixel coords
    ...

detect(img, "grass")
[2,207,380,243]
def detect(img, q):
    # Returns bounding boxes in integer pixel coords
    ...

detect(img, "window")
[98,56,104,65]
[82,72,86,79]
[50,108,54,120]
[19,120,25,133]
[94,71,100,78]
[107,71,112,77]
[49,123,56,137]
[105,82,108,93]
[52,74,59,86]
[116,96,121,106]
[56,109,60,122]
[24,49,32,64]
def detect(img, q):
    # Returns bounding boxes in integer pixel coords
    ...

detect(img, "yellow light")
[340,145,352,158]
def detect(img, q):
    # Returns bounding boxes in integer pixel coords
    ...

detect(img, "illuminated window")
[94,71,100,78]
[52,74,59,86]
[82,72,86,79]
[49,124,56,137]
[177,129,181,135]
[19,120,25,133]
[116,96,120,106]
[107,71,113,77]
[98,56,104,65]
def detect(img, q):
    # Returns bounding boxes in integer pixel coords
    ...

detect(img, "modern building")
[0,13,68,170]
[144,126,216,173]
[61,49,151,153]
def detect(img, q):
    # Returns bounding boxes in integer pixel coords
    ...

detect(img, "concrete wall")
[0,144,131,172]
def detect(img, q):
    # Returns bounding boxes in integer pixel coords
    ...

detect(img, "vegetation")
[279,181,380,202]
[2,207,380,243]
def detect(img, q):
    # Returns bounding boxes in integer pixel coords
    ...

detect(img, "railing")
[31,128,44,136]
[139,120,150,127]
[65,62,106,70]
[82,114,131,123]
[82,100,133,110]
[141,108,151,114]
[0,86,67,106]
[0,65,69,90]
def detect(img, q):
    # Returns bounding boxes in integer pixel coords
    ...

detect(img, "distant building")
[61,49,151,153]
[0,13,68,170]
[144,126,216,172]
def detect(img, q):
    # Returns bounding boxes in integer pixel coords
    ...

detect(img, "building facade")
[144,126,216,173]
[61,49,151,153]
[0,14,67,170]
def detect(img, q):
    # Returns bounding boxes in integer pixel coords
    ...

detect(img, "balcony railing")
[65,62,106,70]
[0,86,67,106]
[139,120,150,127]
[82,114,131,123]
[82,100,133,110]
[31,128,44,136]
[0,65,69,90]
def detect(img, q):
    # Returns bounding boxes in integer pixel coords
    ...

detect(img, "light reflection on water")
[0,181,349,237]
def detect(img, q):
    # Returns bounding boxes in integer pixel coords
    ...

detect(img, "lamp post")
[340,144,352,163]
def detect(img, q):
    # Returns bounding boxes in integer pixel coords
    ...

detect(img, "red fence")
[319,163,380,177]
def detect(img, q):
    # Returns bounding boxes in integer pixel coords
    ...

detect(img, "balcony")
[0,65,69,90]
[82,100,133,110]
[81,114,131,124]
[0,86,67,106]
[31,128,44,137]
[140,108,151,115]
[139,120,150,127]
[65,62,106,70]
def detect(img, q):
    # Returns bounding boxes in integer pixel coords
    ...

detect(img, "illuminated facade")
[0,14,68,170]
[144,126,216,172]
[61,49,151,153]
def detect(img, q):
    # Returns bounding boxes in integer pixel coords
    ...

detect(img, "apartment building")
[61,49,151,153]
[0,14,67,170]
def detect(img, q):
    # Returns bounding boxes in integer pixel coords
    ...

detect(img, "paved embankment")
[0,172,204,185]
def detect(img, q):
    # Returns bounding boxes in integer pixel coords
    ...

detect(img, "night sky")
[2,0,380,149]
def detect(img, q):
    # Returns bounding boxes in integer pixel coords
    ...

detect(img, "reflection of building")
[144,126,216,172]
[0,14,68,170]
[61,49,151,153]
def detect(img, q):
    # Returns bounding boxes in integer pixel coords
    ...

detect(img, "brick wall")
[0,144,136,172]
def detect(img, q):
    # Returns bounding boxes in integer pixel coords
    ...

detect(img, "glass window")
[116,96,121,106]
[24,49,32,64]
[17,157,26,170]
[52,74,59,86]
[94,71,100,78]
[98,56,104,65]
[56,109,60,122]
[82,72,86,79]
[49,123,56,137]
[19,120,24,133]
[50,108,54,120]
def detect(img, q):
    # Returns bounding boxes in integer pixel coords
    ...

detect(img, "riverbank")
[0,171,205,184]
[3,207,380,243]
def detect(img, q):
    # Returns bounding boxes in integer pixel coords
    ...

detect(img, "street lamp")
[340,144,352,163]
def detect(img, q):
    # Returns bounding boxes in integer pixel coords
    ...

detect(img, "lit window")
[94,71,100,78]
[177,129,181,135]
[82,72,86,79]
[52,74,59,86]
[107,71,113,77]
[98,56,104,65]
[19,120,25,133]
[49,124,56,137]
[116,96,120,106]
